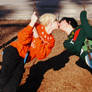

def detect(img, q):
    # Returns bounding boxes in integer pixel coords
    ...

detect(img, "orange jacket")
[10,24,55,60]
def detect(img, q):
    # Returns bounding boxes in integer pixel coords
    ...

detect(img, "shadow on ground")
[17,50,72,92]
[76,58,92,73]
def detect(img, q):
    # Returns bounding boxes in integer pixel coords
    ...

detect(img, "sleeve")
[17,25,33,45]
[80,10,92,39]
[64,38,76,55]
[64,39,82,56]
[80,10,87,25]
[33,35,55,60]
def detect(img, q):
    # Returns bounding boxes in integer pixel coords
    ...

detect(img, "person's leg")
[3,60,24,92]
[0,45,24,92]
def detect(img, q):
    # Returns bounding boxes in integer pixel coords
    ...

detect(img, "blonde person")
[20,12,59,85]
[0,12,58,92]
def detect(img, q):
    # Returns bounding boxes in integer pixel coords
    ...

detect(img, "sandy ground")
[0,20,92,92]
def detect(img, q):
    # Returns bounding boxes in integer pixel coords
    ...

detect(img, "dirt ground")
[0,20,92,92]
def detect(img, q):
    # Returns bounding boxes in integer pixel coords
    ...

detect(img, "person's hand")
[29,12,38,27]
[33,27,39,38]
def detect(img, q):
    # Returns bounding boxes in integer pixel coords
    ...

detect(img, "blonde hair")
[39,13,56,26]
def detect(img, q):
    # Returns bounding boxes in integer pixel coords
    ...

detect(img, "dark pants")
[0,46,24,92]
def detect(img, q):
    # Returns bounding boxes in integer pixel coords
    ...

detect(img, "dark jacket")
[64,11,86,59]
[64,10,92,60]
[80,10,92,59]
[80,10,92,40]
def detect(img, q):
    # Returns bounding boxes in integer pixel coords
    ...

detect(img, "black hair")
[59,17,78,28]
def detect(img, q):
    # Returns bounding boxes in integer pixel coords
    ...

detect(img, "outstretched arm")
[80,10,92,39]
[18,12,38,45]
[80,10,88,26]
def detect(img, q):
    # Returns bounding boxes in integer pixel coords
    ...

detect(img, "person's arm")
[80,10,92,39]
[80,10,88,26]
[35,35,55,60]
[17,12,38,45]
[17,25,33,45]
[32,27,55,60]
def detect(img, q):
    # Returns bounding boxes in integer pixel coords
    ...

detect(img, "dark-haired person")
[59,16,86,62]
[60,13,92,69]
[59,17,78,35]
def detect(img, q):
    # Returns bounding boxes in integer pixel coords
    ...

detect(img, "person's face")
[59,20,74,35]
[50,21,59,30]
[46,20,59,34]
[59,20,68,30]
